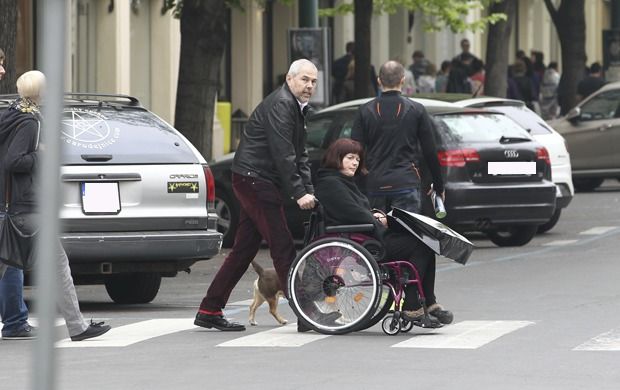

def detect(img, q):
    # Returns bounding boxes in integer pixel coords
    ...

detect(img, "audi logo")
[504,150,519,158]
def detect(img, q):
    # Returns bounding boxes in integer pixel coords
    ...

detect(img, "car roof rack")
[0,93,143,109]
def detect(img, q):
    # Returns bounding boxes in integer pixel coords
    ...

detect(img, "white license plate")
[81,182,121,214]
[487,161,536,175]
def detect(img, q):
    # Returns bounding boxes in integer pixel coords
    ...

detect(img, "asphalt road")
[2,180,620,390]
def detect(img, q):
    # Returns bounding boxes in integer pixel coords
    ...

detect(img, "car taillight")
[202,164,215,209]
[438,148,480,167]
[536,147,550,165]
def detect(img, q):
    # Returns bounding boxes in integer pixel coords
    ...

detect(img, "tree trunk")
[484,0,516,98]
[174,0,228,161]
[0,0,18,94]
[544,0,586,115]
[354,0,373,98]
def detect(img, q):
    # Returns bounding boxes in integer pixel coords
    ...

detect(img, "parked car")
[549,81,620,191]
[213,98,556,247]
[0,93,222,304]
[455,97,574,233]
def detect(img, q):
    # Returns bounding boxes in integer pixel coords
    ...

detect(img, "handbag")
[0,177,37,271]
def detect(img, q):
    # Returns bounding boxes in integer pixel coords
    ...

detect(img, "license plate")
[487,161,536,175]
[81,182,121,214]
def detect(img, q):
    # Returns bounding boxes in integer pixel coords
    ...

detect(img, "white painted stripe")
[56,318,196,348]
[391,320,533,349]
[574,328,620,351]
[542,240,579,246]
[579,226,617,235]
[217,323,329,347]
[29,318,66,327]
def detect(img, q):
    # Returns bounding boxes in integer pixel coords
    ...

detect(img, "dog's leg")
[267,295,288,325]
[249,281,265,326]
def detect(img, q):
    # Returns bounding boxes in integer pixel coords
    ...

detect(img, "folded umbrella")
[387,207,474,265]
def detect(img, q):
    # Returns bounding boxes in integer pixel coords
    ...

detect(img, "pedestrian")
[194,59,318,332]
[446,58,471,94]
[332,41,354,103]
[508,59,536,111]
[540,61,561,120]
[469,58,486,96]
[351,60,445,215]
[409,50,430,82]
[0,49,6,81]
[434,60,451,93]
[453,38,479,75]
[416,62,437,93]
[0,70,111,341]
[314,138,453,326]
[577,62,606,102]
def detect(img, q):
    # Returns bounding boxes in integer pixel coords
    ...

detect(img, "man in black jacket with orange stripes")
[352,60,445,214]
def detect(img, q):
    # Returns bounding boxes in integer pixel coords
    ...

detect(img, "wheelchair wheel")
[288,237,382,335]
[401,319,414,333]
[381,312,401,336]
[353,288,394,332]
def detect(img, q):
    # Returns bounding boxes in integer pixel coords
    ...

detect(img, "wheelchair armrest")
[325,224,375,233]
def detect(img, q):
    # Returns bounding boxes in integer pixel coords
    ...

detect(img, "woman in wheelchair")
[314,138,453,327]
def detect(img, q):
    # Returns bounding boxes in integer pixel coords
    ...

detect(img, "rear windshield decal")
[61,109,120,149]
[168,181,199,193]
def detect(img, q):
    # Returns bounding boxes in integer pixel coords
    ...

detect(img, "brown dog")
[248,261,287,326]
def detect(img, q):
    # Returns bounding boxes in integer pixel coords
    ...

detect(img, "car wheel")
[537,208,561,234]
[573,178,604,192]
[215,190,239,248]
[104,273,162,304]
[487,225,538,247]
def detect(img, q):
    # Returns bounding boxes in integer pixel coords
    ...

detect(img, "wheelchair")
[287,204,439,336]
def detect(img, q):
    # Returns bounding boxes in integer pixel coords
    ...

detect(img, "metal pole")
[299,0,319,28]
[32,1,66,389]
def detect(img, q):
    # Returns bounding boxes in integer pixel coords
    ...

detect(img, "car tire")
[573,178,604,192]
[215,190,239,248]
[487,225,538,247]
[104,273,162,304]
[537,208,561,234]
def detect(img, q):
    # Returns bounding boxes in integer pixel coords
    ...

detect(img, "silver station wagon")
[1,93,222,304]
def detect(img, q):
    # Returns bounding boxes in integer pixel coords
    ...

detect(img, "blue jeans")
[368,187,422,213]
[0,266,29,336]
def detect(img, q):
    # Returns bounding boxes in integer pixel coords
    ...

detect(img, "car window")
[483,105,552,135]
[306,115,334,149]
[306,109,356,150]
[338,117,355,139]
[61,107,198,165]
[580,90,620,121]
[434,113,532,143]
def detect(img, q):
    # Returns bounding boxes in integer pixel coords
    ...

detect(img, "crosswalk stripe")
[579,226,617,235]
[542,240,578,246]
[391,320,533,349]
[574,328,620,351]
[56,318,196,348]
[217,323,330,347]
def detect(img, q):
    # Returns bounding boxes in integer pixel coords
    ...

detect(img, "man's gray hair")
[288,59,317,76]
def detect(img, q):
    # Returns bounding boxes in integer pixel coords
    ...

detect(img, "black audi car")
[212,98,556,248]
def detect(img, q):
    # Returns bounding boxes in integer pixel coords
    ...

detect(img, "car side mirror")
[567,107,581,123]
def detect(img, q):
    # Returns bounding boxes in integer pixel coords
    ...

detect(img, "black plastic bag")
[0,212,37,271]
[388,207,474,265]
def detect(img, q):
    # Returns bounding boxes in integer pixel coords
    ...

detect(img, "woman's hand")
[373,212,388,227]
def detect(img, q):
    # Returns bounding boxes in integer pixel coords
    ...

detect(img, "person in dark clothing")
[577,62,606,102]
[195,59,318,332]
[453,38,479,76]
[508,59,536,110]
[351,60,445,215]
[314,138,453,325]
[0,70,111,341]
[332,41,355,103]
[446,58,472,94]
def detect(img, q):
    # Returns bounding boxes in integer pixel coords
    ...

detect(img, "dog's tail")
[250,261,264,277]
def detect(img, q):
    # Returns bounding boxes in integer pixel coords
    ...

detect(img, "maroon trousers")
[200,173,297,312]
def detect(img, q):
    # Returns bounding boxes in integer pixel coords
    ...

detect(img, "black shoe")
[71,321,111,341]
[315,311,342,325]
[194,312,246,331]
[2,324,37,340]
[428,304,454,324]
[402,310,443,329]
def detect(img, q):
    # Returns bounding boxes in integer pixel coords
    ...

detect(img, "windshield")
[435,113,532,143]
[483,105,552,135]
[60,107,198,165]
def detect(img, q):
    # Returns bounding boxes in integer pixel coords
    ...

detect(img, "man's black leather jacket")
[232,83,314,200]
